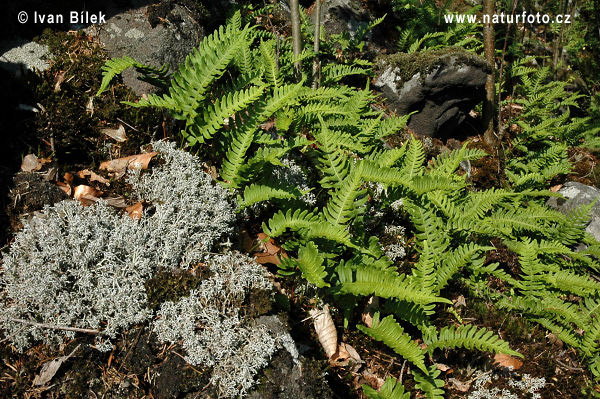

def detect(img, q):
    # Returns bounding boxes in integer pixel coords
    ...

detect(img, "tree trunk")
[482,0,496,146]
[312,0,322,89]
[290,0,302,80]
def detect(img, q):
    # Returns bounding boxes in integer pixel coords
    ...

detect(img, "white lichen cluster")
[0,141,236,351]
[467,373,546,399]
[152,252,292,397]
[272,155,316,206]
[383,225,407,261]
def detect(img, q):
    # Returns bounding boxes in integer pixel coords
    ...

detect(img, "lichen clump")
[153,252,290,397]
[0,141,236,351]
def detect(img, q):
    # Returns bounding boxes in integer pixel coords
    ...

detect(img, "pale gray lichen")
[467,373,546,399]
[152,252,293,398]
[0,141,237,351]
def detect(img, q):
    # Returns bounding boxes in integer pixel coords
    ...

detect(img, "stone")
[0,41,50,76]
[310,0,370,38]
[374,48,491,139]
[89,0,208,95]
[546,181,600,241]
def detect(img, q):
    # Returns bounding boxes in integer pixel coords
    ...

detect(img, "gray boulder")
[90,1,206,95]
[374,48,491,138]
[310,0,370,38]
[547,181,600,242]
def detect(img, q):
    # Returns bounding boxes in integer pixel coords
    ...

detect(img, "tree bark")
[482,0,496,146]
[312,0,322,89]
[290,0,302,80]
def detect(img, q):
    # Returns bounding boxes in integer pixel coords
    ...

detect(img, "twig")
[116,118,139,132]
[398,360,407,384]
[312,0,322,89]
[8,318,99,335]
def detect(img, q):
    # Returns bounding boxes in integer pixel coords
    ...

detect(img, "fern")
[357,313,427,372]
[363,377,410,399]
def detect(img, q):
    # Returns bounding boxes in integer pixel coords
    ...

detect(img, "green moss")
[145,267,210,310]
[376,47,491,83]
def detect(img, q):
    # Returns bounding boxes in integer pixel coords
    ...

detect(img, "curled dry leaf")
[126,202,144,219]
[104,196,128,208]
[21,154,50,172]
[56,181,72,196]
[361,296,379,328]
[453,295,466,308]
[99,152,158,178]
[54,70,67,92]
[33,345,80,386]
[550,184,563,193]
[493,353,523,370]
[310,304,337,359]
[64,172,74,186]
[448,377,471,392]
[436,363,451,372]
[86,96,94,116]
[101,124,127,142]
[73,185,103,206]
[77,169,109,186]
[254,232,288,265]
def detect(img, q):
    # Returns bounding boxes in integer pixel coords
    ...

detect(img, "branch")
[8,318,100,335]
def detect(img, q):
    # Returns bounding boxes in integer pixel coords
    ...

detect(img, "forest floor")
[1,20,600,399]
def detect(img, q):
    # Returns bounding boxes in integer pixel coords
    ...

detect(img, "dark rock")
[247,316,333,399]
[91,0,208,95]
[546,181,600,241]
[374,48,491,139]
[310,0,370,38]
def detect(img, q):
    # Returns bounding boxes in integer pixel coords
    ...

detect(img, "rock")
[374,48,491,139]
[0,40,50,76]
[90,0,208,95]
[546,181,600,241]
[310,0,370,39]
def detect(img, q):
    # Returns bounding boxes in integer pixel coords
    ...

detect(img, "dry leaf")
[77,169,109,186]
[550,184,563,193]
[104,196,128,208]
[436,363,451,372]
[101,124,127,142]
[310,304,338,359]
[126,202,144,219]
[454,295,466,308]
[40,167,57,182]
[254,232,288,265]
[99,152,157,178]
[64,172,74,186]
[73,185,103,206]
[361,369,385,391]
[21,154,49,172]
[54,70,66,92]
[361,296,379,328]
[331,342,351,366]
[449,377,471,392]
[493,353,523,370]
[56,181,72,196]
[86,96,94,116]
[341,342,362,363]
[33,345,79,386]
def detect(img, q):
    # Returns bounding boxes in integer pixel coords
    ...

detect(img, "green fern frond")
[362,377,410,399]
[357,313,427,372]
[337,264,451,305]
[262,209,320,237]
[322,64,371,84]
[296,242,329,288]
[237,182,303,208]
[424,324,522,358]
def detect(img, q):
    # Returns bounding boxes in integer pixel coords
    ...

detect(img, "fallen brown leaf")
[126,202,144,219]
[104,196,128,208]
[99,152,158,178]
[77,169,110,186]
[254,232,288,265]
[64,172,74,186]
[21,154,50,172]
[101,124,127,142]
[310,305,338,359]
[73,185,103,206]
[361,296,379,328]
[453,295,466,308]
[448,377,471,392]
[493,353,523,370]
[56,181,72,196]
[33,345,80,386]
[549,184,563,193]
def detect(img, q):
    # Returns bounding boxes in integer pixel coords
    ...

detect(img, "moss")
[376,47,491,84]
[145,267,210,310]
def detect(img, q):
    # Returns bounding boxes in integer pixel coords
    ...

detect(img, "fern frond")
[362,377,410,399]
[413,366,445,399]
[296,242,329,288]
[237,182,302,208]
[262,209,320,237]
[357,313,427,372]
[424,324,522,358]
